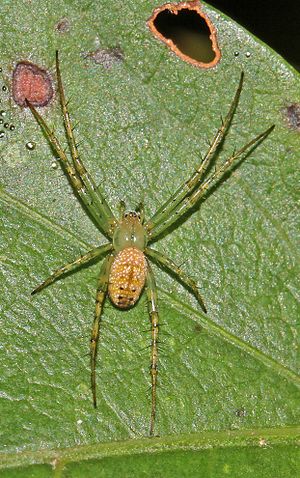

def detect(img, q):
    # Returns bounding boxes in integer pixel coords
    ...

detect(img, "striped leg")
[55,51,117,230]
[146,262,159,436]
[31,243,112,295]
[26,100,114,237]
[145,73,245,233]
[149,125,275,240]
[146,247,207,313]
[90,253,115,408]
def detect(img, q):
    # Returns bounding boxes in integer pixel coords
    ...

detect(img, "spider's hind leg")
[145,262,159,436]
[90,253,115,408]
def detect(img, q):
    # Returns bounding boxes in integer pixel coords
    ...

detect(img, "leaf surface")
[0,0,299,475]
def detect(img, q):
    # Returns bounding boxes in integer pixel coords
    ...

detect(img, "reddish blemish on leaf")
[12,61,54,107]
[147,1,221,68]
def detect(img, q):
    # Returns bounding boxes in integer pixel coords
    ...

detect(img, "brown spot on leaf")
[12,61,54,107]
[82,47,124,69]
[147,1,221,68]
[55,17,71,33]
[283,103,300,132]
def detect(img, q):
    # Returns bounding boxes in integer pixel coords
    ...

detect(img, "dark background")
[209,0,300,70]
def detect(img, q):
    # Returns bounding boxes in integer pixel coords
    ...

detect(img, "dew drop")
[4,122,9,129]
[26,141,36,150]
[51,161,58,169]
[0,131,5,139]
[0,110,6,117]
[9,124,15,131]
[234,51,239,57]
[2,85,7,92]
[0,119,3,124]
[245,51,251,58]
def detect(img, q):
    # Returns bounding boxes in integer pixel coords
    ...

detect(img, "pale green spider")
[27,51,274,436]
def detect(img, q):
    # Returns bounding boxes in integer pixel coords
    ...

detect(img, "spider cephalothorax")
[28,51,274,436]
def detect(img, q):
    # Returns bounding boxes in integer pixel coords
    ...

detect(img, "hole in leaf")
[148,1,221,68]
[154,8,214,62]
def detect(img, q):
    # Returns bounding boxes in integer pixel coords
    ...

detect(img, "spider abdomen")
[108,247,147,309]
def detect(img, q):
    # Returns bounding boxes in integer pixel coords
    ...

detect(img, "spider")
[27,51,274,436]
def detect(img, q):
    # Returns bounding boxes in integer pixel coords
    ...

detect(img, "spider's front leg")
[145,72,245,235]
[26,99,114,237]
[148,124,274,240]
[90,253,115,408]
[55,51,116,227]
[146,262,159,436]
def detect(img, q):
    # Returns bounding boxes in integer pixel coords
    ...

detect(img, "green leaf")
[0,0,299,475]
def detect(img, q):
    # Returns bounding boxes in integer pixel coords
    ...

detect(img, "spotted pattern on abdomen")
[108,247,147,308]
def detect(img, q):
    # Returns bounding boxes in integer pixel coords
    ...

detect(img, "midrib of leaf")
[1,187,299,388]
[168,291,300,386]
[0,186,92,251]
[0,426,299,470]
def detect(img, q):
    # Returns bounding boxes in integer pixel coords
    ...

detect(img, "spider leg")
[31,243,112,295]
[145,261,159,436]
[145,73,245,233]
[149,124,274,240]
[119,200,126,219]
[55,51,117,231]
[91,253,115,408]
[146,247,207,313]
[136,201,145,223]
[26,100,114,238]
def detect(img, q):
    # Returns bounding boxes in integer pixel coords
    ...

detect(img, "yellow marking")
[108,247,147,308]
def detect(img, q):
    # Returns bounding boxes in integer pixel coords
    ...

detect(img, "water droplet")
[0,68,2,73]
[0,110,6,117]
[51,161,58,169]
[0,131,5,139]
[2,85,7,92]
[234,51,239,57]
[0,119,3,124]
[4,122,9,129]
[245,51,251,58]
[9,124,15,131]
[26,141,36,150]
